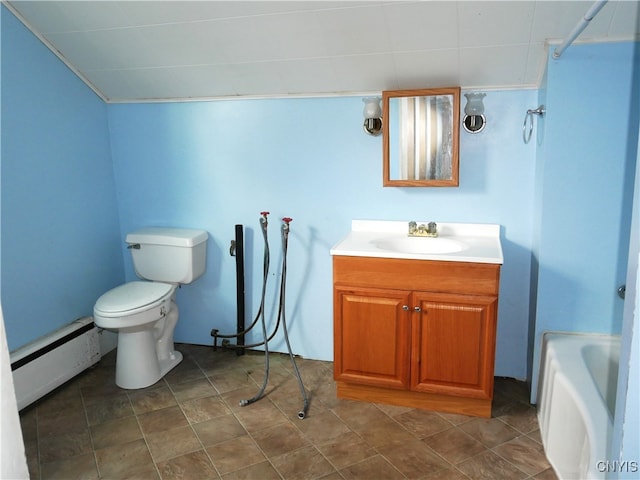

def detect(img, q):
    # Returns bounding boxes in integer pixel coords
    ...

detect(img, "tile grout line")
[188,349,290,478]
[24,347,551,480]
[215,353,360,479]
[379,402,472,475]
[371,403,465,479]
[208,358,289,479]
[270,365,382,478]
[79,383,102,479]
[167,373,226,479]
[487,431,551,478]
[135,378,171,479]
[264,388,350,479]
[34,404,42,480]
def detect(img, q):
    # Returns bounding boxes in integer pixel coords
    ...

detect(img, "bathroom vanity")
[330,221,503,417]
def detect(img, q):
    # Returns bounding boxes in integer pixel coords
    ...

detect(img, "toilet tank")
[126,227,208,284]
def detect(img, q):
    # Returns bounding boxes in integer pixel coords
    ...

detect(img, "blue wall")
[530,42,639,400]
[611,119,639,475]
[0,7,123,351]
[613,39,640,474]
[1,5,638,467]
[2,3,636,391]
[107,90,536,376]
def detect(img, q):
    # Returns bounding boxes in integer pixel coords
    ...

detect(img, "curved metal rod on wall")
[523,106,545,144]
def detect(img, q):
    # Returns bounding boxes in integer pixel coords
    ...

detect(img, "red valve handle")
[260,211,270,216]
[282,217,292,224]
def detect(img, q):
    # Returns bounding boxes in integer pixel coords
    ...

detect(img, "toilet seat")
[94,281,175,329]
[95,281,174,315]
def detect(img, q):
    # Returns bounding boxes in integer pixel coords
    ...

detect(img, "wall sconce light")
[363,97,382,136]
[463,92,486,133]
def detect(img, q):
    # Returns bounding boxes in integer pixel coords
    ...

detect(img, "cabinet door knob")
[414,306,421,312]
[402,305,409,311]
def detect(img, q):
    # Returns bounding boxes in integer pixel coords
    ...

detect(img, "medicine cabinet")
[383,88,460,187]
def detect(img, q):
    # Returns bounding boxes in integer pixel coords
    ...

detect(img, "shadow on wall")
[616,41,640,316]
[528,252,539,394]
[202,236,225,289]
[187,220,327,353]
[535,266,581,331]
[495,236,535,381]
[286,225,322,333]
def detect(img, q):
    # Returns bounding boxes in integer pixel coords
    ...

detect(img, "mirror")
[383,87,460,187]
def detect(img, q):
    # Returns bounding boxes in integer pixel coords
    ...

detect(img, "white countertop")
[330,220,504,264]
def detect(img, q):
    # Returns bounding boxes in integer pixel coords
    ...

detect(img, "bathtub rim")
[537,331,621,480]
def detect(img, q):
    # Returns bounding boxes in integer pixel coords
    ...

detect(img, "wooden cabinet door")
[410,292,497,399]
[334,286,411,389]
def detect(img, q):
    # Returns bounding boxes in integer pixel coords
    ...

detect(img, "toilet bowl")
[94,281,180,389]
[93,227,208,389]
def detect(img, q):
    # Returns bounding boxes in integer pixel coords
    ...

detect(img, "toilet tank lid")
[126,227,208,247]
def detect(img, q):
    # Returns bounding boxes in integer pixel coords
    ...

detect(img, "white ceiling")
[6,1,640,102]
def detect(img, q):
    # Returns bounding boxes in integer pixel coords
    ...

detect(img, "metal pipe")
[553,0,608,59]
[234,224,245,356]
[211,213,270,349]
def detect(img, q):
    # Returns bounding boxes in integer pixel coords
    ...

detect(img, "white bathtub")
[537,333,620,479]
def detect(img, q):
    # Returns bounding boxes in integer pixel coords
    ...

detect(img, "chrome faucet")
[408,221,438,237]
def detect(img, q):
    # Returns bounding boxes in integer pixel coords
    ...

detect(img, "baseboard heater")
[10,317,101,411]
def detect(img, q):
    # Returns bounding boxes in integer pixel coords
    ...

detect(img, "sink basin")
[331,220,503,263]
[373,236,467,255]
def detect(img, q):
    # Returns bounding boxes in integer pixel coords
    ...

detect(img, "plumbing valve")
[260,211,270,228]
[282,217,292,233]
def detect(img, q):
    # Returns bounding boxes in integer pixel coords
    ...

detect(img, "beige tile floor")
[20,344,558,479]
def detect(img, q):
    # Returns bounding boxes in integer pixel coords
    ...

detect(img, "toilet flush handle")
[127,243,140,249]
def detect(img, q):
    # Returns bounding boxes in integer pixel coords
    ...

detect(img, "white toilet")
[94,227,208,389]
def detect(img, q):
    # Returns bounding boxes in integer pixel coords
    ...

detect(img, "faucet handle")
[408,221,417,234]
[427,222,437,235]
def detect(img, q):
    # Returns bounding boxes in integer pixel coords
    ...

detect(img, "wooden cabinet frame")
[333,256,500,418]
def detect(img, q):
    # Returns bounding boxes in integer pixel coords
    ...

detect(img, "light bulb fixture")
[362,97,382,136]
[463,92,486,133]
